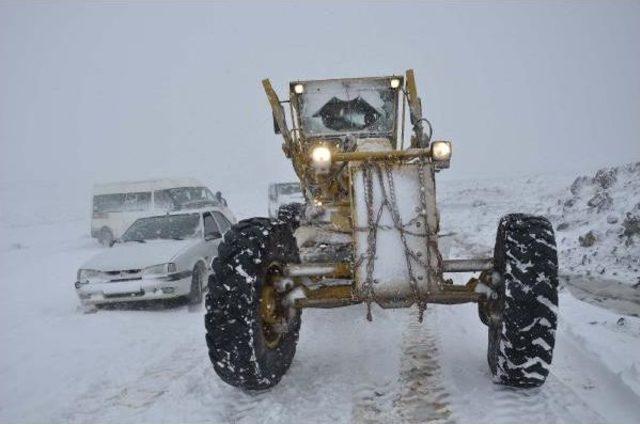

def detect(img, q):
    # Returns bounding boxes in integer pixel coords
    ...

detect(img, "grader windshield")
[293,77,401,139]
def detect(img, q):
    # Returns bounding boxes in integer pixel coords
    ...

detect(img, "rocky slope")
[553,162,640,286]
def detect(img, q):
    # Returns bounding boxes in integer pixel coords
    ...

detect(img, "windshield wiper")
[125,239,146,243]
[169,236,185,240]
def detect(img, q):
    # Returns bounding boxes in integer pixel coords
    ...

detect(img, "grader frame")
[262,70,494,316]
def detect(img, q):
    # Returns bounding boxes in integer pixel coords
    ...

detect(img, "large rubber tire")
[488,214,559,387]
[204,218,301,391]
[188,262,206,305]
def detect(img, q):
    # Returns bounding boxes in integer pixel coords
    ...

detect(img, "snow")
[553,163,640,284]
[81,239,194,271]
[1,163,640,423]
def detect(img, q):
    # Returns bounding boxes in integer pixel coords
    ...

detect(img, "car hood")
[82,239,195,271]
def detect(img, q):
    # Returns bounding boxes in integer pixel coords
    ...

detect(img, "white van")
[91,178,228,245]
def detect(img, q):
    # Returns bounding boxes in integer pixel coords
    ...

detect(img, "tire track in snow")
[430,304,607,424]
[434,237,607,423]
[562,273,640,317]
[351,310,454,423]
[393,312,454,424]
[219,390,265,424]
[350,384,397,424]
[61,327,205,423]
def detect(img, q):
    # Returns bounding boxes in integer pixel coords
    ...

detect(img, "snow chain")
[356,159,430,322]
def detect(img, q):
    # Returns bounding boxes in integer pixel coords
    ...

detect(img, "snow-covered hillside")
[0,164,639,423]
[440,162,640,285]
[553,162,640,285]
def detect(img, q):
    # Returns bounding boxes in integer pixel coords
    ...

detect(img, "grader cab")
[204,70,559,391]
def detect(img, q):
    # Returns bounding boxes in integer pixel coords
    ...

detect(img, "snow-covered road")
[1,170,639,423]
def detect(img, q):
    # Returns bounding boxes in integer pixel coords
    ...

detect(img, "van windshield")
[154,187,218,210]
[121,213,200,242]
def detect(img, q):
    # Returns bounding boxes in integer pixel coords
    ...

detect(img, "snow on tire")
[276,202,304,230]
[488,213,559,387]
[204,218,301,391]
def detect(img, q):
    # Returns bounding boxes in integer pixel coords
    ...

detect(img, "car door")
[197,212,223,269]
[212,211,232,235]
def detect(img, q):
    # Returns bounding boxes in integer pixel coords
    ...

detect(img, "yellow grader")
[204,70,559,390]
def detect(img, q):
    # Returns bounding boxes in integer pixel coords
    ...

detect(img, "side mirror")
[273,114,281,134]
[205,231,222,241]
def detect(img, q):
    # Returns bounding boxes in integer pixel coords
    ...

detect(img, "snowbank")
[552,162,640,285]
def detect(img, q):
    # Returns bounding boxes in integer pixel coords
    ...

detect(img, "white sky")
[1,1,639,193]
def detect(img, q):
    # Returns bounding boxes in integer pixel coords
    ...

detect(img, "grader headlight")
[311,145,332,174]
[431,141,452,161]
[430,141,452,169]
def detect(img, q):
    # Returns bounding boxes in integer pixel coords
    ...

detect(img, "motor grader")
[204,70,559,391]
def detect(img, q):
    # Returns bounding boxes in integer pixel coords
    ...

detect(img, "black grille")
[104,289,145,299]
[104,269,142,282]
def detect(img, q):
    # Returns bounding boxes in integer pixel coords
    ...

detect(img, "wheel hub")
[260,266,290,349]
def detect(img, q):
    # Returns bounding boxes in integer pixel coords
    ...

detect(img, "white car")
[75,206,236,308]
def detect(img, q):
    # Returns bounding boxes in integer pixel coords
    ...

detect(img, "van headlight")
[311,146,332,174]
[143,263,177,278]
[77,269,101,283]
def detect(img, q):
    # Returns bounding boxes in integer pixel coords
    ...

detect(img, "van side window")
[203,213,220,238]
[212,211,232,234]
[93,194,126,213]
[122,192,152,211]
[154,190,173,210]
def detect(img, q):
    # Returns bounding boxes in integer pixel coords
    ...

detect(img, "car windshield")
[121,213,200,242]
[298,78,398,138]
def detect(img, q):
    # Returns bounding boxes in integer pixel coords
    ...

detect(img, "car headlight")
[77,269,101,283]
[143,263,177,278]
[430,141,452,162]
[311,145,332,174]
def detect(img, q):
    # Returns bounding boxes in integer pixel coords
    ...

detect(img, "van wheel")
[188,262,206,305]
[98,227,114,247]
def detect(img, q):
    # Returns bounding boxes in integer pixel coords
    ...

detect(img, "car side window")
[203,213,220,239]
[213,211,232,234]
